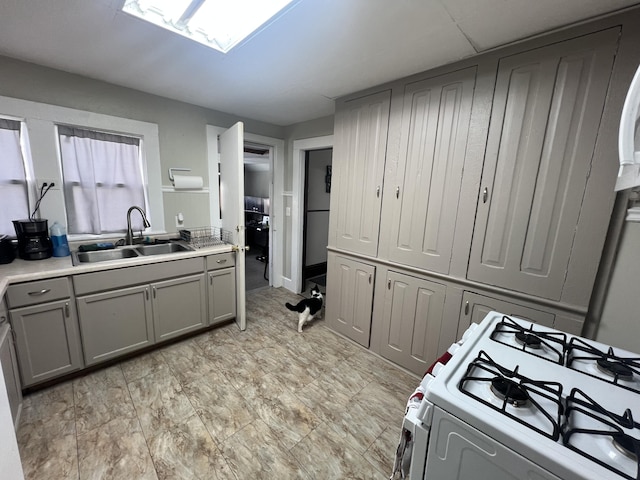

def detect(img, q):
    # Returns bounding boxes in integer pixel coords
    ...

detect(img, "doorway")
[244,143,272,291]
[302,148,332,293]
[291,135,334,293]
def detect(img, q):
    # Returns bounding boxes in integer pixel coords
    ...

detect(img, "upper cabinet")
[383,67,476,273]
[467,28,619,301]
[331,90,391,257]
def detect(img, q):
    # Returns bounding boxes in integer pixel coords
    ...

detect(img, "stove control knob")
[431,362,446,376]
[461,323,479,343]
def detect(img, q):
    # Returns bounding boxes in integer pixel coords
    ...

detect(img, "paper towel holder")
[169,168,191,183]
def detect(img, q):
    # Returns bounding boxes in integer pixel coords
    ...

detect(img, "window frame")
[0,115,35,235]
[56,124,149,235]
[0,95,165,240]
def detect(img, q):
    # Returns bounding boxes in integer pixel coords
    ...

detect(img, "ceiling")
[0,0,639,126]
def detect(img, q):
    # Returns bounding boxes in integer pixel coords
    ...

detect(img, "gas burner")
[563,388,640,480]
[613,433,639,461]
[490,315,566,364]
[515,331,542,349]
[596,358,634,380]
[458,351,563,440]
[490,377,529,406]
[566,338,640,394]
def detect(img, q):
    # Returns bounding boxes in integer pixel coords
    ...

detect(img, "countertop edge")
[0,244,234,298]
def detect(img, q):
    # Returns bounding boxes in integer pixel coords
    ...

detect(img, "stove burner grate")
[566,338,640,394]
[596,358,635,380]
[490,315,566,364]
[458,351,563,440]
[490,377,529,406]
[563,388,640,480]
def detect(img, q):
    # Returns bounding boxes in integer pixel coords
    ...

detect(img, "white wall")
[0,55,285,237]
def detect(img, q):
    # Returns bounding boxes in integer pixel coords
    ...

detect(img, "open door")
[219,122,246,330]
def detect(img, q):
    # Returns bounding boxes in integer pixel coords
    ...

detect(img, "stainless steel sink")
[72,241,193,265]
[135,242,192,256]
[74,247,139,264]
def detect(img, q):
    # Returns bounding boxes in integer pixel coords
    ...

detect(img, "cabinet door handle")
[28,289,50,296]
[464,301,469,315]
[146,289,149,300]
[482,187,488,203]
[369,274,372,284]
[376,186,380,198]
[0,315,6,325]
[396,186,400,199]
[216,259,227,263]
[65,302,70,318]
[210,275,213,285]
[388,279,391,289]
[153,287,157,299]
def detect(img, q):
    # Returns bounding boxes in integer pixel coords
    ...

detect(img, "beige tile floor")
[17,287,418,480]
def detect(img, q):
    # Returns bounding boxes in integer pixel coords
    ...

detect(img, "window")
[122,0,299,53]
[58,126,148,235]
[0,118,30,236]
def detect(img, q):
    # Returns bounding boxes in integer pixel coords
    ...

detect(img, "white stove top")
[424,312,640,480]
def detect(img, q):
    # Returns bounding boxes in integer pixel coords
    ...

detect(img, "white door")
[219,122,246,331]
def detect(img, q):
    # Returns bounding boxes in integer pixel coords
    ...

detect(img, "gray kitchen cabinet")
[331,89,391,257]
[152,274,207,342]
[376,270,446,376]
[206,252,237,326]
[74,257,206,366]
[208,269,236,325]
[0,298,21,429]
[8,283,83,387]
[467,28,619,301]
[326,252,375,347]
[457,291,555,338]
[76,285,154,366]
[383,67,476,274]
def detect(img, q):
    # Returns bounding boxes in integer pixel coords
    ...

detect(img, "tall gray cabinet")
[384,67,476,274]
[467,29,618,301]
[326,22,627,375]
[331,90,391,257]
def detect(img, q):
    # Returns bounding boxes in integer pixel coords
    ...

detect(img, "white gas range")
[392,311,640,480]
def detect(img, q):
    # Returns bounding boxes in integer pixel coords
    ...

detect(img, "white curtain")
[0,119,29,236]
[58,127,146,235]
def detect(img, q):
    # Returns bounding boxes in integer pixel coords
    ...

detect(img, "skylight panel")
[123,0,297,53]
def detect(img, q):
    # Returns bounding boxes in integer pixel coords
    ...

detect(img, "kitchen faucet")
[125,206,151,245]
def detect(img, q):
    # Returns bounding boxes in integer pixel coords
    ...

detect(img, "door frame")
[291,135,333,293]
[206,126,285,288]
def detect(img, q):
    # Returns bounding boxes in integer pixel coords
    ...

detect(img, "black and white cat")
[285,285,324,332]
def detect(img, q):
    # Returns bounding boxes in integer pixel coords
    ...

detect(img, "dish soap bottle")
[50,222,70,257]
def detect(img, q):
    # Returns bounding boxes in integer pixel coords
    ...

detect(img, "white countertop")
[0,244,233,297]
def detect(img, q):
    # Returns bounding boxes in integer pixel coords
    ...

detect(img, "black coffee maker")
[13,219,53,260]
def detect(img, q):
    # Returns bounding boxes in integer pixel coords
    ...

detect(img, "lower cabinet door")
[0,324,22,428]
[152,274,207,341]
[378,271,446,375]
[10,299,83,386]
[208,268,236,326]
[458,291,556,338]
[77,285,154,366]
[326,254,375,347]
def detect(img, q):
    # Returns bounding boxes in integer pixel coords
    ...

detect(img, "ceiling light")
[122,0,298,53]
